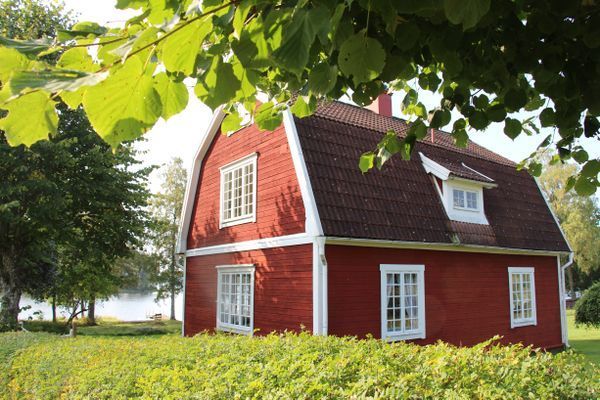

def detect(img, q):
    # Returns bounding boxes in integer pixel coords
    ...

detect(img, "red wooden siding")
[184,245,313,336]
[187,124,305,249]
[326,245,562,349]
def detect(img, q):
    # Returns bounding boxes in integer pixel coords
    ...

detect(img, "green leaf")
[148,0,177,25]
[83,56,162,147]
[0,36,51,55]
[408,120,428,139]
[254,102,283,131]
[290,95,317,118]
[232,60,257,100]
[0,46,30,82]
[429,109,451,129]
[580,159,600,179]
[0,91,57,146]
[574,176,596,196]
[504,118,522,139]
[469,111,489,130]
[308,63,337,95]
[273,7,329,76]
[9,69,108,96]
[572,149,589,164]
[487,104,506,122]
[527,161,542,177]
[359,151,375,173]
[153,72,189,120]
[443,0,491,30]
[539,107,555,127]
[194,59,240,110]
[504,87,528,112]
[116,0,148,10]
[453,129,468,147]
[161,18,212,75]
[57,21,108,41]
[221,110,243,134]
[338,31,386,85]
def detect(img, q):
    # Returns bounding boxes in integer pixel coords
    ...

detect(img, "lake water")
[19,292,184,321]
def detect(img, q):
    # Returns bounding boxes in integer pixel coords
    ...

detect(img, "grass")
[567,309,600,365]
[22,318,181,336]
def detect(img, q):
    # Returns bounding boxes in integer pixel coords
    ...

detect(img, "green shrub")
[576,282,600,327]
[1,332,598,399]
[22,320,69,334]
[0,332,56,395]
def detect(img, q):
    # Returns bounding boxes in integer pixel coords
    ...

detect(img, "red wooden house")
[178,95,573,349]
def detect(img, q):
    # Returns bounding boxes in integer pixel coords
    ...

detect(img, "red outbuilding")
[178,95,572,349]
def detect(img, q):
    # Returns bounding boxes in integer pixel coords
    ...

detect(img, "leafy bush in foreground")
[576,282,600,327]
[2,332,598,399]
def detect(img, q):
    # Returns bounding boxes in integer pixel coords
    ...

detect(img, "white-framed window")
[453,188,478,211]
[220,153,257,228]
[508,267,537,328]
[380,264,426,341]
[216,265,255,334]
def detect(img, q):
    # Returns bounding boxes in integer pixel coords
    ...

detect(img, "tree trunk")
[0,251,21,331]
[567,266,575,298]
[87,297,96,325]
[51,296,57,323]
[170,287,176,320]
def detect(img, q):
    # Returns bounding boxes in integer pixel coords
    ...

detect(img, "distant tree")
[539,154,600,292]
[148,158,187,320]
[0,0,151,329]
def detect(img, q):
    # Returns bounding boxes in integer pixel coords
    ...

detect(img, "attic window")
[419,152,496,225]
[453,189,478,211]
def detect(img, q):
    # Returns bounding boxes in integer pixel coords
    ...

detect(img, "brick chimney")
[366,92,392,117]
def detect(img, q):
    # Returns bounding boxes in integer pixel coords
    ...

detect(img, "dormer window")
[453,188,478,211]
[419,152,496,225]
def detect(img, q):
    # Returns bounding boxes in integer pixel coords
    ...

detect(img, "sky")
[63,1,600,193]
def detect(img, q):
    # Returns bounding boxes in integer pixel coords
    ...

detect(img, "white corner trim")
[558,253,574,347]
[177,106,226,254]
[312,236,327,335]
[185,233,313,257]
[181,256,187,337]
[534,178,573,252]
[282,108,323,236]
[508,266,537,329]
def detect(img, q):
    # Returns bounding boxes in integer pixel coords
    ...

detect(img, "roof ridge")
[311,101,515,167]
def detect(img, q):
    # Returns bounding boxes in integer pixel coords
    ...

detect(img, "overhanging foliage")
[0,0,599,193]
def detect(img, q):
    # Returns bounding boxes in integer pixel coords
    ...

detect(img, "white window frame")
[452,188,479,211]
[443,181,489,225]
[219,153,257,228]
[216,265,255,335]
[380,264,426,341]
[508,267,537,328]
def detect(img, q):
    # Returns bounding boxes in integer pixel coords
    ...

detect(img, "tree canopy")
[0,0,599,193]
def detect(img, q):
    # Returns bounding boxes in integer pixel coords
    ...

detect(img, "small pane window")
[508,267,537,328]
[380,264,425,341]
[220,154,257,227]
[453,188,478,210]
[217,266,254,334]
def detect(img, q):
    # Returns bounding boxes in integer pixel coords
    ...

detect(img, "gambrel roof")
[293,101,570,252]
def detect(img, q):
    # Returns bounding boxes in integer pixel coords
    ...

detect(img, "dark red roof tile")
[295,101,570,252]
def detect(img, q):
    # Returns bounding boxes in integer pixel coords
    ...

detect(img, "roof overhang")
[419,152,498,189]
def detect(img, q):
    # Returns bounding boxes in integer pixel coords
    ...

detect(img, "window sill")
[217,324,253,335]
[220,216,256,228]
[383,332,425,342]
[511,320,537,329]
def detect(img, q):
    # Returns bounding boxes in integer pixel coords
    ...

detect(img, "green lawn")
[567,309,600,365]
[22,318,182,336]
